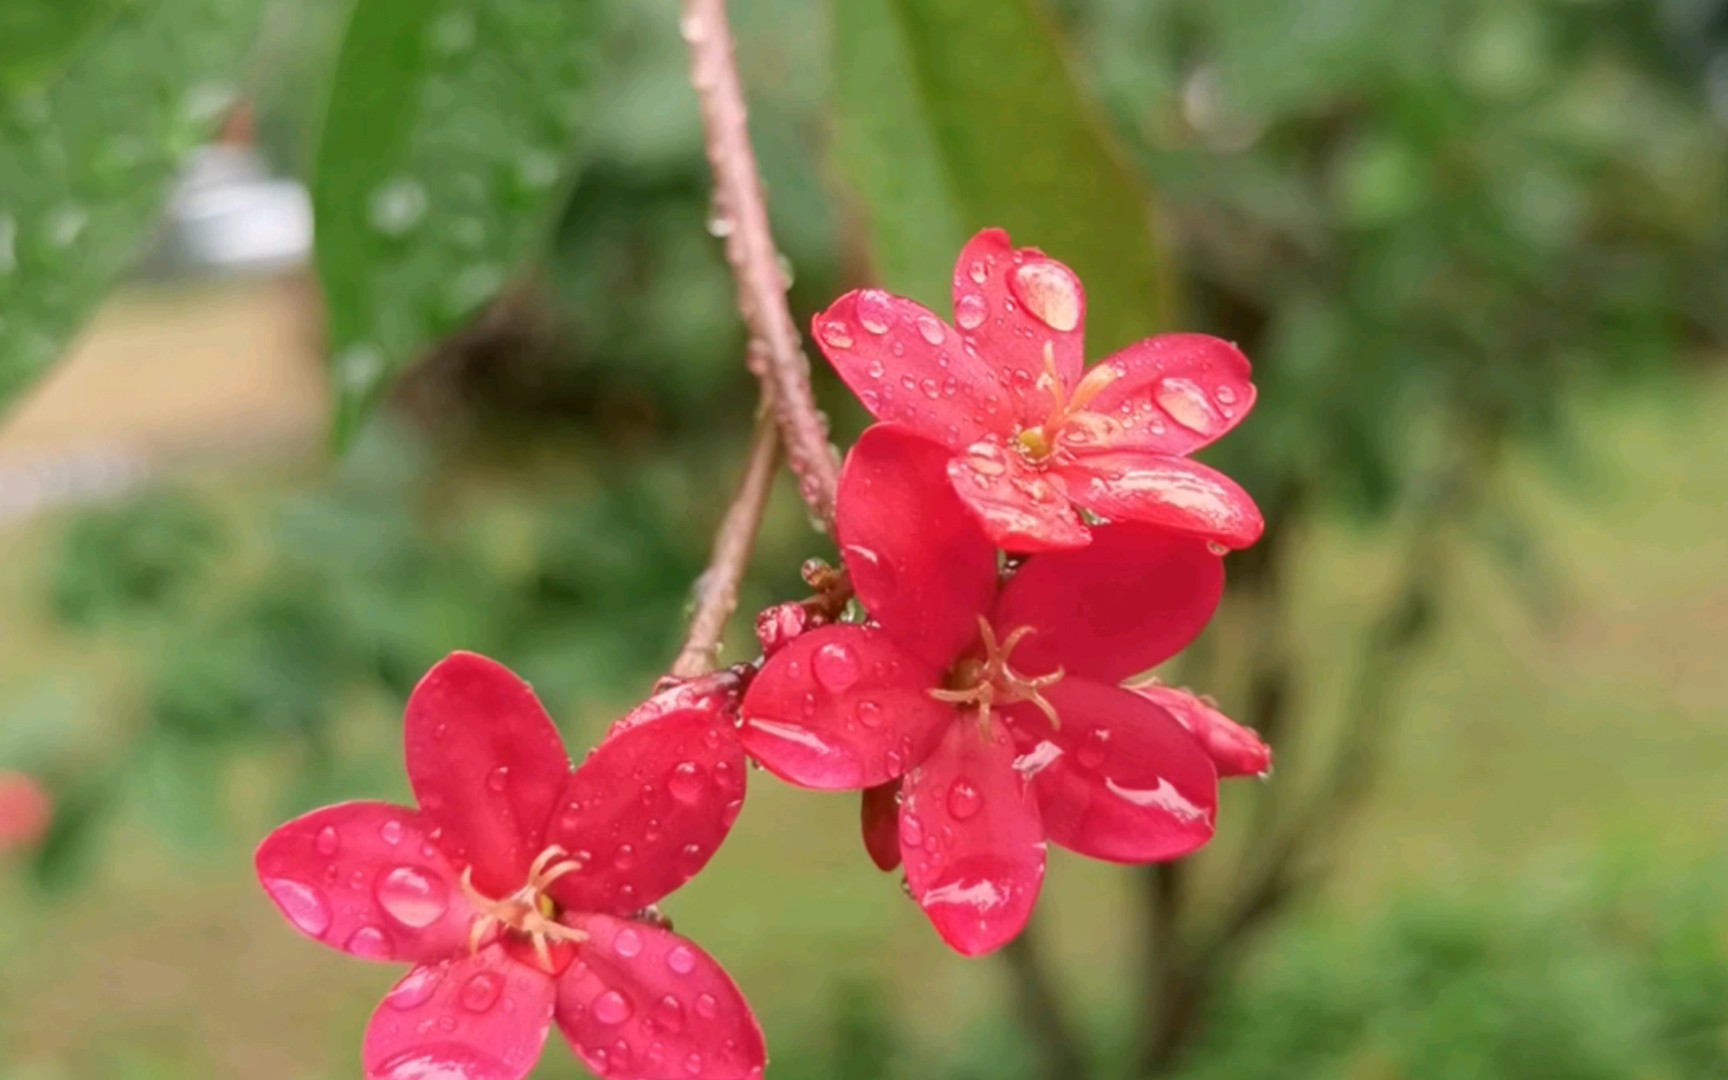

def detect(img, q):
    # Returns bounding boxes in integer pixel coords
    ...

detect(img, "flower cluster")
[254,230,1269,1079]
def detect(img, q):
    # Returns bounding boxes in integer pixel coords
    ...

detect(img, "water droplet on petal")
[380,820,404,845]
[668,761,707,804]
[915,315,946,346]
[654,994,687,1032]
[968,260,988,285]
[614,927,644,959]
[345,926,393,959]
[386,966,443,1011]
[1078,728,1110,770]
[955,293,988,330]
[1156,378,1221,435]
[1207,540,1229,556]
[594,990,634,1025]
[685,1052,705,1075]
[695,993,719,1020]
[1214,385,1238,406]
[819,320,854,349]
[377,866,450,928]
[265,878,332,938]
[1009,261,1082,332]
[613,844,637,872]
[812,641,862,694]
[855,700,883,728]
[459,972,503,1013]
[855,289,893,334]
[667,945,698,976]
[315,826,339,857]
[946,780,982,821]
[900,814,925,848]
[485,766,510,792]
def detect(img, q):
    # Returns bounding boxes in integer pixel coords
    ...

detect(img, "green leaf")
[313,0,599,444]
[0,0,269,414]
[832,0,1174,353]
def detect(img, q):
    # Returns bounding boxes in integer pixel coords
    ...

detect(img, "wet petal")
[556,914,766,1080]
[950,229,1086,427]
[255,801,476,964]
[899,716,1045,957]
[738,626,949,791]
[363,945,555,1080]
[994,523,1223,683]
[860,780,903,872]
[1056,450,1263,549]
[1133,683,1271,779]
[947,438,1091,553]
[813,289,1009,447]
[545,707,748,915]
[1077,334,1255,455]
[405,653,572,897]
[837,425,998,666]
[1006,679,1217,863]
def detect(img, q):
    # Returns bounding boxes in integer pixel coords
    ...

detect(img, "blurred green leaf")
[314,0,599,443]
[832,0,1172,350]
[0,0,269,413]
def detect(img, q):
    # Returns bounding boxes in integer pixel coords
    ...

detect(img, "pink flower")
[0,771,52,853]
[811,228,1262,553]
[738,425,1223,956]
[255,653,764,1080]
[1132,682,1272,779]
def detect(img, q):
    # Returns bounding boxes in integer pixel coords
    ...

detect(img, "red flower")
[0,771,52,853]
[255,653,764,1080]
[738,426,1223,956]
[1131,682,1272,779]
[812,228,1262,553]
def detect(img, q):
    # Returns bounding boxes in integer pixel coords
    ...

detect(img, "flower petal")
[1132,683,1272,779]
[404,652,572,897]
[556,914,766,1080]
[837,424,998,666]
[1007,679,1217,863]
[947,438,1091,553]
[994,522,1223,684]
[812,289,1008,448]
[0,771,51,852]
[1056,450,1263,549]
[363,945,555,1080]
[255,801,476,964]
[860,780,903,872]
[1077,334,1255,455]
[738,625,949,792]
[545,707,748,915]
[950,228,1086,427]
[899,716,1045,957]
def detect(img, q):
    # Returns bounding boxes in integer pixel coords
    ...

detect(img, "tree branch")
[679,0,839,526]
[670,408,782,679]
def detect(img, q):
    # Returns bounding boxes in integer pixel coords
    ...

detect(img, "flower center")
[460,844,588,972]
[928,616,1065,731]
[1014,343,1120,463]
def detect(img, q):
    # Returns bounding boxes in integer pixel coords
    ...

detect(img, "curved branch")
[679,0,840,526]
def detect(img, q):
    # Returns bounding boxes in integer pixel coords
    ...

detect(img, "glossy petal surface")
[738,626,948,792]
[556,914,766,1080]
[837,425,998,666]
[1057,451,1264,549]
[949,229,1086,426]
[812,288,1006,448]
[899,716,1045,957]
[545,708,748,915]
[405,653,571,896]
[860,780,903,872]
[995,523,1224,684]
[256,801,476,964]
[1008,679,1216,863]
[1079,334,1255,455]
[363,946,555,1080]
[947,438,1090,552]
[1135,683,1271,779]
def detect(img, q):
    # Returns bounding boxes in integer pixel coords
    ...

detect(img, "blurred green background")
[2,0,1727,1077]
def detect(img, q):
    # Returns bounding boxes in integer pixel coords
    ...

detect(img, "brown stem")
[679,0,840,526]
[670,409,782,679]
[1000,924,1087,1080]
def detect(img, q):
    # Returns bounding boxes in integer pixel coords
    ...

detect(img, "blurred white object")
[147,143,312,276]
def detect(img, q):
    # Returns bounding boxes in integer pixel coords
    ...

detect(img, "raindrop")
[695,993,719,1019]
[818,320,854,350]
[900,814,925,848]
[486,766,510,792]
[377,866,450,928]
[667,945,698,976]
[865,357,885,379]
[855,700,883,729]
[315,826,340,857]
[1214,385,1238,406]
[677,843,706,875]
[654,995,687,1032]
[855,289,894,334]
[946,780,982,821]
[380,820,404,845]
[955,293,988,330]
[1009,262,1081,332]
[1206,540,1229,556]
[614,927,644,959]
[594,990,634,1025]
[368,177,429,237]
[459,973,503,1013]
[668,761,707,804]
[685,1053,705,1075]
[265,878,332,938]
[1156,379,1220,435]
[1077,729,1110,770]
[915,315,946,345]
[613,844,637,871]
[386,966,442,1011]
[812,641,862,694]
[968,260,988,285]
[346,926,394,959]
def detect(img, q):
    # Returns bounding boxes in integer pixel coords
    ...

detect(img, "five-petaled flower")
[737,425,1225,956]
[255,653,766,1080]
[812,228,1262,553]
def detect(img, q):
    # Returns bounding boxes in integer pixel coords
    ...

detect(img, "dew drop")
[1207,540,1229,556]
[915,315,946,345]
[668,761,707,804]
[1009,261,1082,332]
[812,641,863,694]
[380,820,404,845]
[946,780,982,821]
[677,842,706,875]
[378,866,449,928]
[955,293,988,330]
[265,878,332,939]
[315,826,340,857]
[855,700,883,729]
[819,320,854,349]
[368,177,429,237]
[695,993,719,1020]
[459,972,503,1013]
[1214,385,1238,406]
[968,260,988,285]
[855,289,893,334]
[900,814,925,848]
[614,927,644,959]
[486,766,510,792]
[1078,729,1110,770]
[654,994,687,1032]
[866,357,885,379]
[1156,378,1220,435]
[667,945,698,976]
[594,990,634,1025]
[386,966,442,1011]
[613,844,637,871]
[685,1052,705,1075]
[345,926,393,959]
